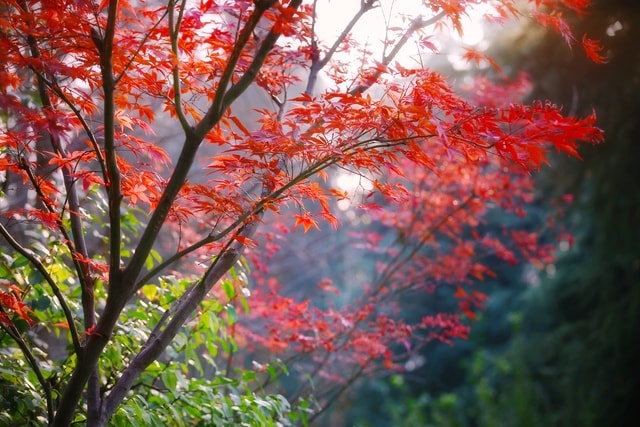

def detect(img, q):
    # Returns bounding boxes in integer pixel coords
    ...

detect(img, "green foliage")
[505,2,640,425]
[0,211,308,425]
[106,265,308,426]
[110,375,297,427]
[0,346,50,425]
[366,2,640,426]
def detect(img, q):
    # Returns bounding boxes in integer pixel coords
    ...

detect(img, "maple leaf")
[582,34,608,64]
[318,278,340,295]
[293,213,320,233]
[234,235,257,248]
[53,321,70,329]
[0,281,33,326]
[462,48,503,74]
[533,11,575,45]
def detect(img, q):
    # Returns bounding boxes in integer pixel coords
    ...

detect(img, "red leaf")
[582,34,608,64]
[294,213,320,233]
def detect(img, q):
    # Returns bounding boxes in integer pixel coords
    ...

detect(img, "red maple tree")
[0,0,603,425]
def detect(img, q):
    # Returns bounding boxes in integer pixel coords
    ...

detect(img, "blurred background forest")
[321,0,640,425]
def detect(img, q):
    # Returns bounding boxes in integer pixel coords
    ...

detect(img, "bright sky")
[315,0,488,65]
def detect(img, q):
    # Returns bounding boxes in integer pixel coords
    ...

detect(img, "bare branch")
[306,0,377,95]
[349,11,446,95]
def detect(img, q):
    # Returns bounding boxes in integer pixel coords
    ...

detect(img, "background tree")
[0,0,604,425]
[357,1,639,426]
[483,1,640,425]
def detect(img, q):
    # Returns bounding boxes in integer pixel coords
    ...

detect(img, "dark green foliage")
[507,2,640,425]
[440,1,640,425]
[452,2,640,425]
[345,1,640,425]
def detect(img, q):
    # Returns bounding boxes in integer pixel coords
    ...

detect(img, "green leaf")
[239,290,250,314]
[174,332,187,349]
[144,249,163,271]
[222,279,235,300]
[140,284,157,301]
[10,254,29,269]
[28,268,45,287]
[226,305,237,325]
[0,264,11,278]
[161,371,177,391]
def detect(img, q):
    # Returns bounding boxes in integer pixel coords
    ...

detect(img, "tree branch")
[197,0,278,134]
[135,151,339,288]
[349,11,446,95]
[100,218,262,423]
[16,0,96,332]
[101,0,122,285]
[51,0,122,423]
[129,0,302,285]
[305,0,377,95]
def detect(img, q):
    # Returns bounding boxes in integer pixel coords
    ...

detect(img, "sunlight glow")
[315,0,490,66]
[333,170,374,212]
[606,20,623,37]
